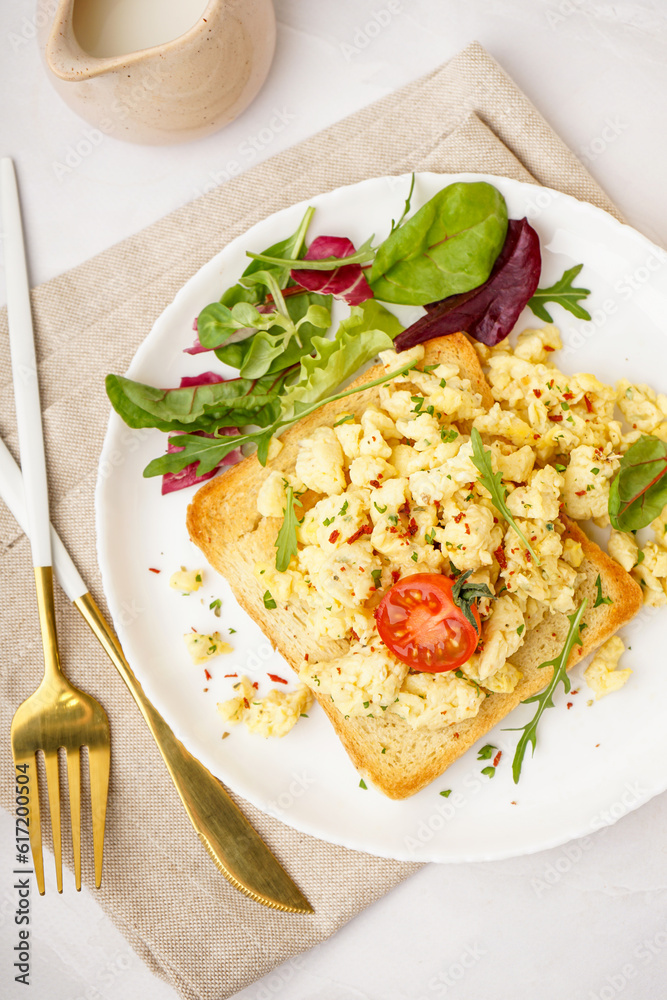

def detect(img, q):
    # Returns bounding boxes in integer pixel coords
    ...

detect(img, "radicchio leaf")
[161,372,241,493]
[184,318,211,356]
[291,236,373,306]
[394,218,541,350]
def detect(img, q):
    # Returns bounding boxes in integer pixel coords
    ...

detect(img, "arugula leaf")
[470,428,540,565]
[508,598,588,783]
[246,236,375,272]
[451,569,494,633]
[220,206,315,307]
[144,428,261,478]
[609,434,667,531]
[105,373,281,432]
[527,264,592,323]
[275,484,302,572]
[593,574,613,608]
[369,181,508,306]
[388,173,416,236]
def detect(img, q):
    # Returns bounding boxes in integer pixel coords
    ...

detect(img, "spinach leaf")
[105,373,281,432]
[369,181,508,306]
[608,434,667,531]
[528,264,592,323]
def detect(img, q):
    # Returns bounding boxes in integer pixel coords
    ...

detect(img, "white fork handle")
[1,158,52,568]
[0,435,88,602]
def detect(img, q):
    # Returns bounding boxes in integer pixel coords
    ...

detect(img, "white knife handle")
[1,158,52,568]
[0,435,88,602]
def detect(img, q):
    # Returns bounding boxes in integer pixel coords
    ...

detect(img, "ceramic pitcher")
[39,0,276,144]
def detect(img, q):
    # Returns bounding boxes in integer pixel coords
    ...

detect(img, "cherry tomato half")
[375,573,479,673]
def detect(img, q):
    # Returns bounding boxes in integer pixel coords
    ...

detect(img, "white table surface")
[2,2,667,998]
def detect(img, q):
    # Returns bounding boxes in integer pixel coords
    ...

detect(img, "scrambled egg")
[170,567,203,593]
[243,323,664,733]
[584,637,632,699]
[218,676,313,737]
[183,631,233,665]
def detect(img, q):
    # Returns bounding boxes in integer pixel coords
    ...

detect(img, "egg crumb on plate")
[217,676,313,737]
[584,636,632,699]
[170,567,204,593]
[183,631,232,665]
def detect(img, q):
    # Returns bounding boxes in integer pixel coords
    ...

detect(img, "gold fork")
[2,157,111,894]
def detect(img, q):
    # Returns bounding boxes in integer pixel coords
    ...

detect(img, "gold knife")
[0,434,313,913]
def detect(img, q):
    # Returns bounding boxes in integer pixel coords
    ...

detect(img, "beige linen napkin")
[0,42,622,1000]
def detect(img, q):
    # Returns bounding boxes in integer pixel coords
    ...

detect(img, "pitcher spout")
[44,0,120,81]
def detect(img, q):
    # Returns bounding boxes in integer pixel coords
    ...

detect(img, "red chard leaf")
[162,372,240,492]
[162,427,241,494]
[394,218,542,350]
[178,372,225,388]
[291,236,373,306]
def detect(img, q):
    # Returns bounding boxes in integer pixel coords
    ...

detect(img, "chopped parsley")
[440,789,452,798]
[263,590,277,610]
[593,573,613,608]
[477,744,497,761]
[374,502,388,513]
[209,598,222,616]
[359,779,368,790]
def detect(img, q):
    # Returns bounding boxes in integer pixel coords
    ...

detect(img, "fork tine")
[88,743,110,888]
[43,751,63,893]
[66,748,82,891]
[14,753,45,895]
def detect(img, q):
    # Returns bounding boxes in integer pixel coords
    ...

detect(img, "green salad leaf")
[281,300,403,420]
[508,599,587,783]
[470,428,540,565]
[368,181,508,306]
[527,263,592,323]
[144,353,419,480]
[214,291,332,376]
[105,373,282,432]
[609,434,667,531]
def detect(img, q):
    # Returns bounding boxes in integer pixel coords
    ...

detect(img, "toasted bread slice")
[187,333,642,798]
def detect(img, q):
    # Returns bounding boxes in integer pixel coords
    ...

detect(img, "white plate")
[96,172,667,863]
